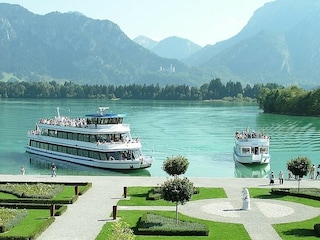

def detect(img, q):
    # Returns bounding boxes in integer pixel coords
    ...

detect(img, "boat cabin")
[85,113,125,125]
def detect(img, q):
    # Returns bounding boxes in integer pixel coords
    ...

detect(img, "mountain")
[1,1,320,88]
[184,0,320,88]
[0,4,206,86]
[134,36,202,60]
[133,35,158,50]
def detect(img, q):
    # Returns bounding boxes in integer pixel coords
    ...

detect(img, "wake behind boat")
[26,107,154,170]
[233,128,270,164]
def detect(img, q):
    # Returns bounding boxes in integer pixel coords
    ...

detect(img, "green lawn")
[99,186,320,239]
[274,215,320,240]
[0,209,53,238]
[249,188,320,207]
[118,187,226,206]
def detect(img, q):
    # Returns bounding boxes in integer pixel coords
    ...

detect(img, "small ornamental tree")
[161,155,193,224]
[161,177,194,224]
[162,155,189,177]
[287,156,311,191]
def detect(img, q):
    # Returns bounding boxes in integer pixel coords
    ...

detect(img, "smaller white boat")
[233,128,270,164]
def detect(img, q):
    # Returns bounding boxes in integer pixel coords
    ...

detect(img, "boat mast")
[98,107,109,115]
[57,107,61,119]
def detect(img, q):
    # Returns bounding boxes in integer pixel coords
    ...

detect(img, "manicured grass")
[0,192,18,199]
[0,209,53,238]
[96,210,251,240]
[249,187,320,239]
[249,188,320,207]
[117,187,226,206]
[274,215,320,240]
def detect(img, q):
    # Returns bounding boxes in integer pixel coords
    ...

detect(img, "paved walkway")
[0,175,319,240]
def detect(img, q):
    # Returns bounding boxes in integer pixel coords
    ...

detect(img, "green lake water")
[1,99,319,178]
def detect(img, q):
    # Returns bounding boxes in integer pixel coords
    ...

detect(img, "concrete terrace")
[0,175,319,240]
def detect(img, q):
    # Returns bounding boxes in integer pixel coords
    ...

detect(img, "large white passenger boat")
[26,107,154,170]
[233,128,270,164]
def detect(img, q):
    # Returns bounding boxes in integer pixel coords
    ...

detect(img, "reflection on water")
[234,161,270,178]
[26,153,151,177]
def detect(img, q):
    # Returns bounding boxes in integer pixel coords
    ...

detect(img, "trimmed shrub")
[0,183,64,199]
[314,223,320,237]
[137,212,209,236]
[146,187,161,200]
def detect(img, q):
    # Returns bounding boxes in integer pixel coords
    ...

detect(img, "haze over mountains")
[0,0,320,88]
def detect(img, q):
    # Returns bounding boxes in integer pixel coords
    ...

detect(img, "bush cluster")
[0,207,28,233]
[137,212,209,236]
[0,183,64,199]
[146,187,162,201]
[314,223,320,237]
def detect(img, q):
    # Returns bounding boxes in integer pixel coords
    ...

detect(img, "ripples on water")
[1,99,320,178]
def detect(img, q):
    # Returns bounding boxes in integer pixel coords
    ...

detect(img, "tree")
[162,155,189,177]
[287,156,311,191]
[161,156,193,224]
[161,177,194,224]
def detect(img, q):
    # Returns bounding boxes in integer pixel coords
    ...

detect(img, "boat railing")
[38,118,129,129]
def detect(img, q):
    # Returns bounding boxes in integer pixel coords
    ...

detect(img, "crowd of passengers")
[39,117,87,128]
[97,135,139,145]
[235,130,269,140]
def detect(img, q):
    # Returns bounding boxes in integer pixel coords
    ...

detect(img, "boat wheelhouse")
[26,107,153,170]
[233,128,270,164]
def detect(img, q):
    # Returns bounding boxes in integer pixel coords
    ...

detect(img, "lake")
[1,99,319,178]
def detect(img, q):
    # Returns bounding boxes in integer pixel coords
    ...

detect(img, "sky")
[1,0,274,47]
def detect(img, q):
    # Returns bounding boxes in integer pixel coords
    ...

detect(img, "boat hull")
[233,148,270,165]
[25,146,153,170]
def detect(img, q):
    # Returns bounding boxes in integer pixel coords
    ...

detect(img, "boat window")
[83,134,90,142]
[260,147,268,154]
[99,153,107,160]
[67,147,73,154]
[62,132,67,139]
[242,148,251,154]
[83,150,89,157]
[57,131,63,138]
[89,135,96,143]
[62,146,67,153]
[78,149,83,156]
[52,145,57,151]
[73,133,78,141]
[72,148,77,155]
[48,130,56,137]
[78,134,84,141]
[41,129,48,136]
[67,132,73,140]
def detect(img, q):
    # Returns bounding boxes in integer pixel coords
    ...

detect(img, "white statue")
[242,188,251,210]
